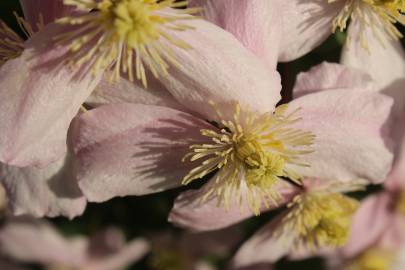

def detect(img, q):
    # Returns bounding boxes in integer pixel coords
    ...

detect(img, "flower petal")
[341,17,405,90]
[84,237,150,270]
[189,0,282,69]
[341,192,393,256]
[169,180,299,231]
[275,0,342,61]
[86,73,185,111]
[0,23,102,167]
[0,217,87,266]
[20,0,74,30]
[70,103,212,202]
[232,212,297,268]
[288,88,394,183]
[160,19,281,120]
[0,154,86,219]
[293,62,376,98]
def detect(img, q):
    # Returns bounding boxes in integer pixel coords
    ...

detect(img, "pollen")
[280,192,358,250]
[182,103,315,215]
[344,248,395,270]
[57,0,200,87]
[329,0,405,49]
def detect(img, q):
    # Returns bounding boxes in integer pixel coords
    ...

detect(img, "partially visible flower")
[0,217,149,270]
[0,0,200,168]
[231,178,362,269]
[57,0,200,86]
[190,0,405,62]
[148,226,241,270]
[69,59,392,217]
[169,62,393,231]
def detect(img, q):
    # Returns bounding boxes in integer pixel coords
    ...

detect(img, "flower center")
[58,0,199,87]
[344,248,395,270]
[182,103,314,215]
[281,192,358,249]
[330,0,404,49]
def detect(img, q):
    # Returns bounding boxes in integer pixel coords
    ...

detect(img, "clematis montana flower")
[0,217,149,270]
[231,178,362,268]
[190,0,405,62]
[0,0,199,167]
[167,62,394,268]
[69,19,393,218]
[325,137,405,270]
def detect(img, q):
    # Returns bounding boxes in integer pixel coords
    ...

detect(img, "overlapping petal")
[159,19,281,120]
[189,0,283,69]
[293,62,376,98]
[169,180,299,231]
[0,23,102,167]
[0,154,86,219]
[288,88,394,183]
[70,103,212,202]
[341,17,405,90]
[274,0,342,61]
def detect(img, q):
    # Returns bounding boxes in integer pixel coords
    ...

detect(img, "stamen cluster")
[182,103,315,215]
[58,0,200,86]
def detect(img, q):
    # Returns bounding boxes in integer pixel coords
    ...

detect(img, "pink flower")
[67,25,393,219]
[167,62,394,268]
[0,0,200,167]
[0,217,149,270]
[191,0,405,64]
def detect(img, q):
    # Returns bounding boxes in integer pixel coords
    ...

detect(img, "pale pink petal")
[293,62,376,98]
[276,0,343,61]
[189,0,282,69]
[341,16,405,91]
[84,238,150,270]
[0,217,87,266]
[386,128,405,190]
[378,214,405,250]
[0,154,86,219]
[70,103,212,202]
[232,213,297,268]
[0,23,102,167]
[169,180,299,231]
[288,88,394,184]
[160,19,281,120]
[86,73,186,111]
[341,192,394,256]
[20,0,74,29]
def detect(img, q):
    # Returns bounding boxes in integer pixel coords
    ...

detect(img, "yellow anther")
[57,0,200,87]
[182,103,315,215]
[280,192,358,250]
[329,0,404,49]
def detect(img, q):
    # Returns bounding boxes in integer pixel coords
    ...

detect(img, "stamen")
[0,20,25,66]
[329,0,405,50]
[279,192,358,250]
[0,12,43,66]
[182,103,315,215]
[57,0,200,87]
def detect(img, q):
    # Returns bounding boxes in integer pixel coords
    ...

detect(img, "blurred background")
[0,1,404,270]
